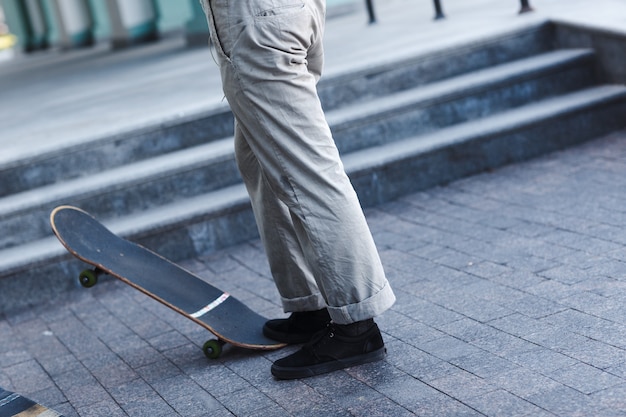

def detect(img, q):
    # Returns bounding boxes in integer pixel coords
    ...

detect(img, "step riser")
[0,108,236,198]
[2,98,624,314]
[318,23,554,110]
[333,58,596,153]
[350,99,626,207]
[0,54,595,249]
[0,157,242,250]
[0,25,554,198]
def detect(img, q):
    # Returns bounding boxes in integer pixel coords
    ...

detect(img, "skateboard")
[50,205,286,359]
[0,386,64,417]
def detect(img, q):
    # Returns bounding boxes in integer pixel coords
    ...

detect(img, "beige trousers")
[199,0,395,324]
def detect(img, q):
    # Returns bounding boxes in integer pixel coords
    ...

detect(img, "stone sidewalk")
[1,130,626,416]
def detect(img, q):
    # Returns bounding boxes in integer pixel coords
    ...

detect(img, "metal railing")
[365,0,534,24]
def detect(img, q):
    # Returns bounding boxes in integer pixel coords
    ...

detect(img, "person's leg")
[235,122,324,311]
[200,0,395,378]
[234,121,331,343]
[203,0,395,326]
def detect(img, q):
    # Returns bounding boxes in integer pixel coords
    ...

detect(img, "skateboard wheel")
[79,269,98,288]
[202,339,223,359]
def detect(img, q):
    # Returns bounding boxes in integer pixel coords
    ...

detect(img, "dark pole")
[519,0,534,13]
[365,0,376,24]
[433,0,445,20]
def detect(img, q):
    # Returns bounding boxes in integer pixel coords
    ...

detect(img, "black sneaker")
[271,320,386,380]
[263,308,331,344]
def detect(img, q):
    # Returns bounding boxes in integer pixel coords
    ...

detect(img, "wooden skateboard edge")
[50,205,287,352]
[0,386,64,417]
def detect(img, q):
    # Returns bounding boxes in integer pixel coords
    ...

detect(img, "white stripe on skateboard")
[0,392,20,407]
[190,293,230,318]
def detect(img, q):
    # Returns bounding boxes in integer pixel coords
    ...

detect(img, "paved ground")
[2,0,626,415]
[2,130,626,416]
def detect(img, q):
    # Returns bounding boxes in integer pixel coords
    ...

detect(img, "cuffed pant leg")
[234,122,327,312]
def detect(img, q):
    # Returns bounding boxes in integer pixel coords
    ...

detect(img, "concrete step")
[345,85,626,205]
[317,22,554,110]
[0,106,235,198]
[2,84,625,313]
[330,48,597,153]
[0,137,239,250]
[0,23,554,198]
[0,48,597,250]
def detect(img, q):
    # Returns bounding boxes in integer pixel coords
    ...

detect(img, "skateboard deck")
[50,205,286,358]
[0,386,64,417]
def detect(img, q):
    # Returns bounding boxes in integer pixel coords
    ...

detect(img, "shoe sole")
[271,347,387,380]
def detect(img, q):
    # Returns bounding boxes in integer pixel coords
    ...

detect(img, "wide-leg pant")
[199,0,395,324]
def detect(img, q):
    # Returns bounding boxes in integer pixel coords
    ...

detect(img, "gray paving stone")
[54,367,112,410]
[429,369,497,402]
[112,339,163,370]
[433,293,513,323]
[28,385,67,412]
[539,264,592,285]
[505,294,567,319]
[188,366,247,399]
[135,357,182,384]
[524,278,583,301]
[449,350,519,379]
[527,384,613,417]
[383,338,458,381]
[491,367,561,398]
[243,404,288,417]
[542,308,626,348]
[488,313,553,337]
[374,307,419,331]
[37,354,84,379]
[394,294,466,326]
[439,317,503,343]
[505,346,577,373]
[161,343,211,370]
[75,401,127,417]
[361,366,451,414]
[54,402,79,417]
[147,329,194,353]
[411,395,486,417]
[0,349,32,369]
[81,353,138,388]
[470,331,539,360]
[590,382,626,413]
[3,359,55,394]
[150,375,223,416]
[110,378,177,417]
[216,387,277,416]
[464,389,547,417]
[498,255,559,275]
[547,362,624,395]
[347,397,416,417]
[418,335,486,362]
[383,315,446,343]
[304,370,386,409]
[459,279,526,305]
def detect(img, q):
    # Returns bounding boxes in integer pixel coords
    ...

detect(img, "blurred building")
[0,0,358,53]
